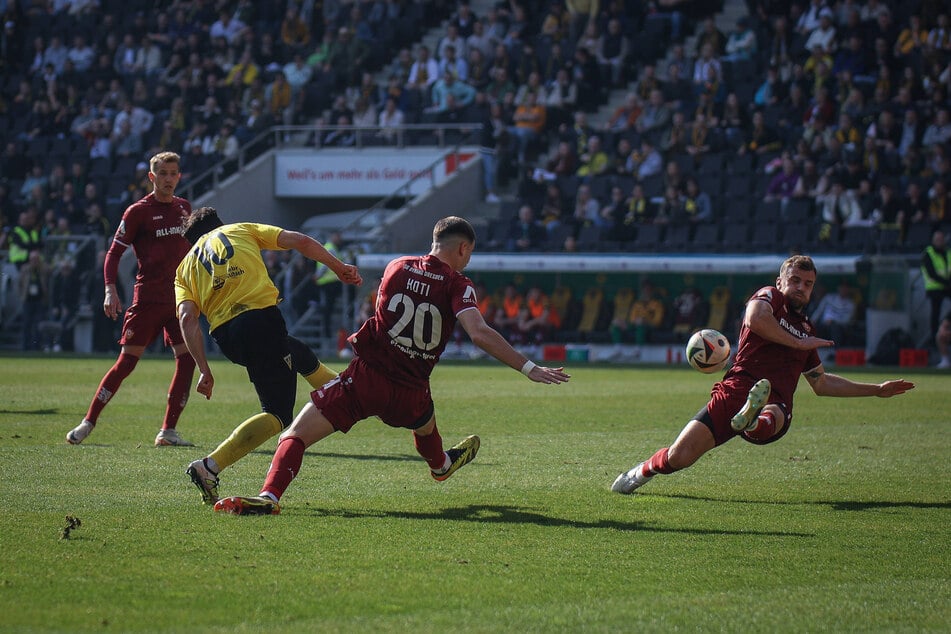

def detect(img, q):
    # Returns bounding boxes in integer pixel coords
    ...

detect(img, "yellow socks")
[208,413,283,471]
[302,362,337,389]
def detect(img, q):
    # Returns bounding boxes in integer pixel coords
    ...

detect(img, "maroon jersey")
[349,254,478,388]
[725,285,821,408]
[109,193,191,306]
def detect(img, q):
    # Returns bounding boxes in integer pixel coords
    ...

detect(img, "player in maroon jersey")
[214,216,571,515]
[612,254,915,494]
[67,151,197,446]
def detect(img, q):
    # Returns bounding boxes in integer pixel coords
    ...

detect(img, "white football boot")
[611,462,653,494]
[66,420,94,445]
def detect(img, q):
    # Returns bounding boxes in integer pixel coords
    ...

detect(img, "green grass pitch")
[0,355,948,632]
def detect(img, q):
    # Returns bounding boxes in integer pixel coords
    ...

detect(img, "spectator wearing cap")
[804,8,837,54]
[796,0,828,37]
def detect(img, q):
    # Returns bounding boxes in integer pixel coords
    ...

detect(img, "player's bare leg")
[612,421,715,494]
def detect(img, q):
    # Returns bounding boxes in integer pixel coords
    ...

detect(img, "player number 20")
[386,293,442,351]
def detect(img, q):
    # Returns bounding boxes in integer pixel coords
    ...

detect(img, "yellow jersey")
[174,222,283,332]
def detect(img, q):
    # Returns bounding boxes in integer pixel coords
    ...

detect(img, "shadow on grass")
[249,450,421,463]
[654,492,951,511]
[825,500,951,511]
[0,408,59,415]
[298,504,813,536]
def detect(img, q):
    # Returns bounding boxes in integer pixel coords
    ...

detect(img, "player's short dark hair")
[433,216,475,245]
[780,254,817,277]
[182,206,224,245]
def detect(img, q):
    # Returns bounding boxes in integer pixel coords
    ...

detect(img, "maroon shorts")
[310,357,434,432]
[694,375,792,446]
[119,301,184,348]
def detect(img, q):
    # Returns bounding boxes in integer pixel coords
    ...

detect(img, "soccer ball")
[685,328,731,373]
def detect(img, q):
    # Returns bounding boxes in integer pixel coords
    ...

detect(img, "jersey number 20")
[387,293,442,351]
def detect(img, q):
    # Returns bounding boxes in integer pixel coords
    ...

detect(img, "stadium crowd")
[484,0,951,256]
[1,0,950,351]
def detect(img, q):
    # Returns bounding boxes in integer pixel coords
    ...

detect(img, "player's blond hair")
[149,151,181,174]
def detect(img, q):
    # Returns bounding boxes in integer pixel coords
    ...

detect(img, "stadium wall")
[198,148,479,244]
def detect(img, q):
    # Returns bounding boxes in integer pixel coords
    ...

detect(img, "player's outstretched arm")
[873,379,916,397]
[277,230,363,286]
[457,308,570,384]
[804,366,915,397]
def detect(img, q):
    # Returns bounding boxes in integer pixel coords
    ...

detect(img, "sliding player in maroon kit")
[67,151,197,446]
[612,254,915,494]
[215,216,571,515]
